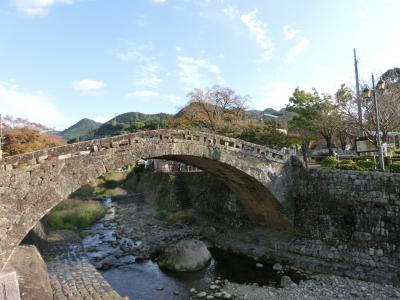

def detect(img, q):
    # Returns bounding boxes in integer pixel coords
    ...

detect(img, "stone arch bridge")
[0,129,292,269]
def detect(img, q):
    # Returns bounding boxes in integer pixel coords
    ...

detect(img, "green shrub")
[356,160,377,171]
[48,199,106,232]
[390,162,400,173]
[321,156,338,168]
[337,160,360,170]
[71,169,129,198]
[314,153,333,163]
[393,149,400,155]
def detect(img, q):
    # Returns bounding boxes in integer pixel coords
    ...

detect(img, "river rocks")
[222,274,400,300]
[210,284,218,290]
[272,263,282,271]
[158,239,211,272]
[96,258,113,270]
[280,275,296,288]
[197,291,207,298]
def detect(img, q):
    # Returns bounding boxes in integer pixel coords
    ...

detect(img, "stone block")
[0,269,21,300]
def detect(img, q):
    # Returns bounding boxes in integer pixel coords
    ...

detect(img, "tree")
[1,116,65,156]
[287,88,339,166]
[363,68,400,143]
[239,119,289,150]
[167,85,249,136]
[336,68,400,145]
[333,84,357,150]
[287,88,319,166]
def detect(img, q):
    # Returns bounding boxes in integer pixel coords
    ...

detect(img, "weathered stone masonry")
[294,166,400,284]
[0,129,291,270]
[1,129,399,286]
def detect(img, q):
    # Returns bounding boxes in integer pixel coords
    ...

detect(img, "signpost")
[356,138,377,153]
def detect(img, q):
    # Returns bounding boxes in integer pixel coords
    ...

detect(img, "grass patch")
[71,169,130,199]
[165,210,195,225]
[48,199,107,232]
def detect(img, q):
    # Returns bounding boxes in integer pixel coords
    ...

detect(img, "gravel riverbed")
[43,193,400,300]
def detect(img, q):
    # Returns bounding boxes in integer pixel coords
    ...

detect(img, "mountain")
[263,108,282,116]
[59,118,102,141]
[247,107,288,119]
[89,112,171,139]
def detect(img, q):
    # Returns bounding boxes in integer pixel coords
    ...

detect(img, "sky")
[0,0,400,130]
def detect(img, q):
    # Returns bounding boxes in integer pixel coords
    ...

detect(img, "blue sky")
[0,0,399,130]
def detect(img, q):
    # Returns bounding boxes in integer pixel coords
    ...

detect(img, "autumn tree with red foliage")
[167,85,249,137]
[1,116,65,157]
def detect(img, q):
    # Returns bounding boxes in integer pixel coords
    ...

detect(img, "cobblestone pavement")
[42,230,123,300]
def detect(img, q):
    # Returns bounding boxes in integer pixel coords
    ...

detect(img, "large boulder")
[158,240,211,272]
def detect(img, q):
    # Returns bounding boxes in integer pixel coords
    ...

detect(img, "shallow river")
[83,197,298,300]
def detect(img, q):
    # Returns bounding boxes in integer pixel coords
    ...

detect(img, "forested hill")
[78,112,171,141]
[59,118,102,142]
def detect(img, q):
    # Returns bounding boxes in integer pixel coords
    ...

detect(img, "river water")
[82,197,300,300]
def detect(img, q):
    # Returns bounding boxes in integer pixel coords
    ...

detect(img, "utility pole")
[354,48,362,135]
[372,73,385,172]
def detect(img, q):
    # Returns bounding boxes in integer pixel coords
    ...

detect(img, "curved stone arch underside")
[0,130,290,269]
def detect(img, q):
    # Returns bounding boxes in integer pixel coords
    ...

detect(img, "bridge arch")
[0,130,291,268]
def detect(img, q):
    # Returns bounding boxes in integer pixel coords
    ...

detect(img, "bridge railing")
[0,129,286,171]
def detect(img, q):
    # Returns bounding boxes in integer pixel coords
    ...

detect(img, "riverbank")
[97,194,400,299]
[36,192,400,299]
[41,230,123,300]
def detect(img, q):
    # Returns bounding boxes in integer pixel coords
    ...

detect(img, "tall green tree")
[287,88,340,165]
[239,119,289,150]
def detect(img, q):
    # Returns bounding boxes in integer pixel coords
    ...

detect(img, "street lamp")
[362,73,386,172]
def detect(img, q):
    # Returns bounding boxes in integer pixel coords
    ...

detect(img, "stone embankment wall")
[129,164,400,285]
[125,171,250,227]
[294,166,400,285]
[5,245,54,300]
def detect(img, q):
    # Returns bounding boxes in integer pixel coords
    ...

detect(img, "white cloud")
[222,5,239,18]
[118,50,149,62]
[152,0,166,3]
[0,81,66,129]
[284,39,309,64]
[178,56,223,90]
[117,43,163,91]
[357,31,400,79]
[13,0,75,16]
[258,81,295,110]
[117,43,154,63]
[127,90,159,97]
[72,79,105,95]
[135,63,163,89]
[283,25,302,40]
[240,10,274,60]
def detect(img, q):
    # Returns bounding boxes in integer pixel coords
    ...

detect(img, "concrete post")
[0,269,21,300]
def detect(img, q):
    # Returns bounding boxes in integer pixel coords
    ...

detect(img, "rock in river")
[158,239,211,272]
